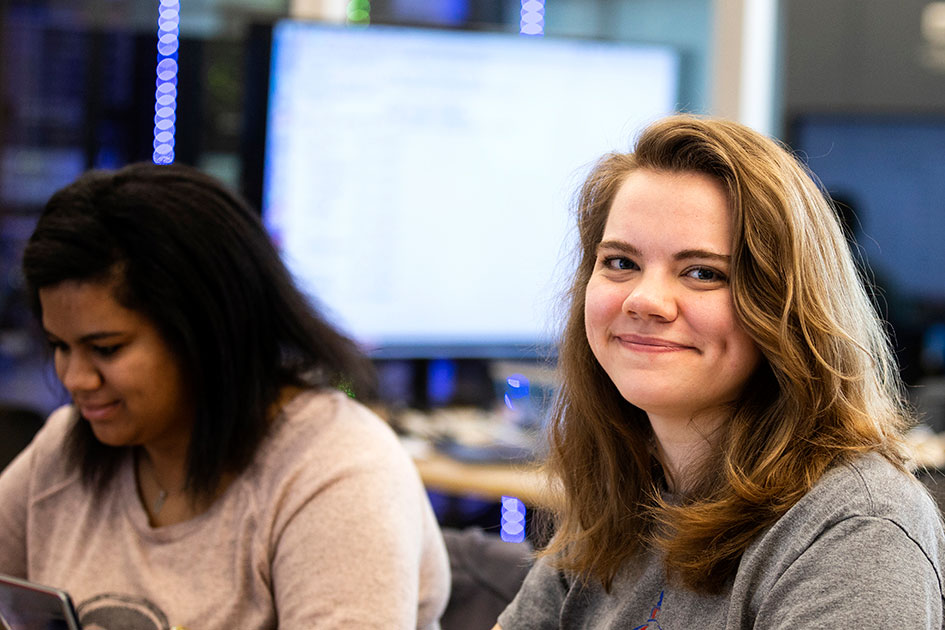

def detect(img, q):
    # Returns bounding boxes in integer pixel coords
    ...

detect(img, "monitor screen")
[263,21,680,358]
[790,113,945,303]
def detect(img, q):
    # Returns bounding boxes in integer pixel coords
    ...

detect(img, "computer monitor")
[262,21,680,358]
[790,112,945,303]
[789,112,945,385]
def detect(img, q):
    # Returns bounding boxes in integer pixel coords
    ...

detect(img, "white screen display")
[263,21,679,357]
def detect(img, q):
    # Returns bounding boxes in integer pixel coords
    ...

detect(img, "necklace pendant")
[153,489,168,514]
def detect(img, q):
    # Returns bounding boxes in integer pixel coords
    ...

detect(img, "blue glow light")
[153,0,180,164]
[500,495,527,543]
[520,0,545,36]
[504,374,530,411]
[427,359,457,406]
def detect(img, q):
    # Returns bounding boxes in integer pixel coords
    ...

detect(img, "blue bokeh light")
[504,373,530,411]
[427,359,457,406]
[153,0,180,164]
[520,0,545,36]
[500,495,527,543]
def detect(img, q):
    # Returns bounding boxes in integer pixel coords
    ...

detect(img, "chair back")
[439,527,534,630]
[0,404,44,471]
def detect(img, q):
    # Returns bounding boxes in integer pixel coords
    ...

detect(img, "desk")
[413,451,553,509]
[414,428,945,512]
[393,406,553,507]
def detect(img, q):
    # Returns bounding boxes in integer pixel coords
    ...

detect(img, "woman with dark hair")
[495,115,945,628]
[0,162,450,629]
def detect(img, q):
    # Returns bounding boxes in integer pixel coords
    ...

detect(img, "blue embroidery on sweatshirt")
[632,590,665,630]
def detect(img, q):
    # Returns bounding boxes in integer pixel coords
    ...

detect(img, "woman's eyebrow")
[673,249,730,262]
[596,240,730,263]
[42,330,124,343]
[596,239,641,256]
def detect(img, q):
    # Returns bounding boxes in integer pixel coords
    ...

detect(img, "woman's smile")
[76,399,122,422]
[613,333,696,353]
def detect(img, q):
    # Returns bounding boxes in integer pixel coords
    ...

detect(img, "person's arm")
[0,407,79,578]
[755,515,943,628]
[265,419,448,630]
[0,440,34,576]
[269,476,424,628]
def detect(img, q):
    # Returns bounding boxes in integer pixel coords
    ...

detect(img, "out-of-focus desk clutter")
[909,427,945,470]
[374,359,556,501]
[396,406,551,509]
[390,402,555,547]
[373,361,560,544]
[907,427,945,512]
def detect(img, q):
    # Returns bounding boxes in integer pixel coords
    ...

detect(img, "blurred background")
[4,0,945,447]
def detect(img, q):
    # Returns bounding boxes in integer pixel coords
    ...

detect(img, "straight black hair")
[22,162,376,498]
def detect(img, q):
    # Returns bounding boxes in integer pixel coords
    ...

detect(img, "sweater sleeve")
[755,514,944,629]
[265,396,450,630]
[0,442,31,576]
[497,556,568,630]
[0,406,75,578]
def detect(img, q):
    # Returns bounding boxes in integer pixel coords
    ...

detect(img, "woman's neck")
[647,411,724,492]
[136,385,303,526]
[136,446,193,527]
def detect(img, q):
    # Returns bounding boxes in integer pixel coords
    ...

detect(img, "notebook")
[0,575,82,630]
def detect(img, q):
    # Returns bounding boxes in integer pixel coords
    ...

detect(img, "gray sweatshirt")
[499,453,945,629]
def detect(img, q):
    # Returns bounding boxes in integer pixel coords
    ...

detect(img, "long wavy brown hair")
[542,115,913,593]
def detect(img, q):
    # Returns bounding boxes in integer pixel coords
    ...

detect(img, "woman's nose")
[621,273,678,321]
[57,352,103,392]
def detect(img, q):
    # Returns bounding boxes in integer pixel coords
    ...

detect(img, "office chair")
[439,527,534,630]
[0,403,44,471]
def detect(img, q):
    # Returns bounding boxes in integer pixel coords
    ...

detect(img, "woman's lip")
[78,401,121,421]
[614,334,693,351]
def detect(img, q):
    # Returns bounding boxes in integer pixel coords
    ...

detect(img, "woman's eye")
[685,267,726,282]
[92,344,123,358]
[602,256,638,271]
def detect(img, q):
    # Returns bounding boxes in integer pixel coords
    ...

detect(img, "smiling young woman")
[494,115,945,629]
[583,169,762,486]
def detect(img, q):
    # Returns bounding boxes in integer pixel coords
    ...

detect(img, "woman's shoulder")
[269,388,401,450]
[816,452,938,521]
[252,388,413,482]
[34,404,75,438]
[4,405,81,496]
[733,453,945,625]
[238,388,436,552]
[746,452,943,569]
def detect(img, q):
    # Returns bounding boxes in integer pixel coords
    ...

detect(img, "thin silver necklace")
[140,452,172,515]
[152,487,169,514]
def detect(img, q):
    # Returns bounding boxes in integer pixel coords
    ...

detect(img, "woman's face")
[40,280,194,454]
[584,168,761,425]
